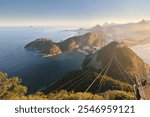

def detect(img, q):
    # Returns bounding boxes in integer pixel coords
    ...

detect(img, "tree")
[0,72,27,100]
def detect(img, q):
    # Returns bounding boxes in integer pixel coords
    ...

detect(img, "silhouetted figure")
[134,85,141,100]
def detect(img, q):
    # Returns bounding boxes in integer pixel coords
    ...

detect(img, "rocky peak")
[138,19,148,24]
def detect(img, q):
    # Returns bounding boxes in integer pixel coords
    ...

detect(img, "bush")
[104,90,135,100]
[47,90,104,100]
[0,72,27,100]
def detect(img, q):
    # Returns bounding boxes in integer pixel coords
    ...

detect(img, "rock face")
[82,41,149,83]
[25,32,104,56]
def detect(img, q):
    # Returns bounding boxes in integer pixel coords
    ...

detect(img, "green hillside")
[0,72,135,100]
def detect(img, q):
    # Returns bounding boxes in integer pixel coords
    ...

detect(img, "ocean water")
[0,27,86,93]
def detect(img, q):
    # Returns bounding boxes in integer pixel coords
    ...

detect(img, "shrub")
[103,90,135,100]
[0,72,27,100]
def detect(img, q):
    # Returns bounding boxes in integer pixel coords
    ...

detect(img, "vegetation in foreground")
[0,72,135,100]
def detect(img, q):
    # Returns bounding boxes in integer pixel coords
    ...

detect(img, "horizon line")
[0,19,149,27]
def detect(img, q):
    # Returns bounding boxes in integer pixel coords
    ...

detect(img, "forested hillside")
[0,72,135,100]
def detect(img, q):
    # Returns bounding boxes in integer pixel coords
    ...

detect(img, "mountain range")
[25,32,104,56]
[25,19,150,57]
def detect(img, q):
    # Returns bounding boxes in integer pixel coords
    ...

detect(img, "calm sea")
[0,27,86,93]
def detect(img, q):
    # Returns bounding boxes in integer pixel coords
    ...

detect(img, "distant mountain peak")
[89,24,103,32]
[138,19,148,24]
[95,24,102,27]
[92,24,102,29]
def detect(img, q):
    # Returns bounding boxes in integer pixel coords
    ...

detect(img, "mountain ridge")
[25,32,104,56]
[82,41,150,83]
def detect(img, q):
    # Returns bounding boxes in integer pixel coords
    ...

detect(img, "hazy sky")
[0,0,150,26]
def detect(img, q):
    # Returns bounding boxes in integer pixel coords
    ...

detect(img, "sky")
[0,0,150,27]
